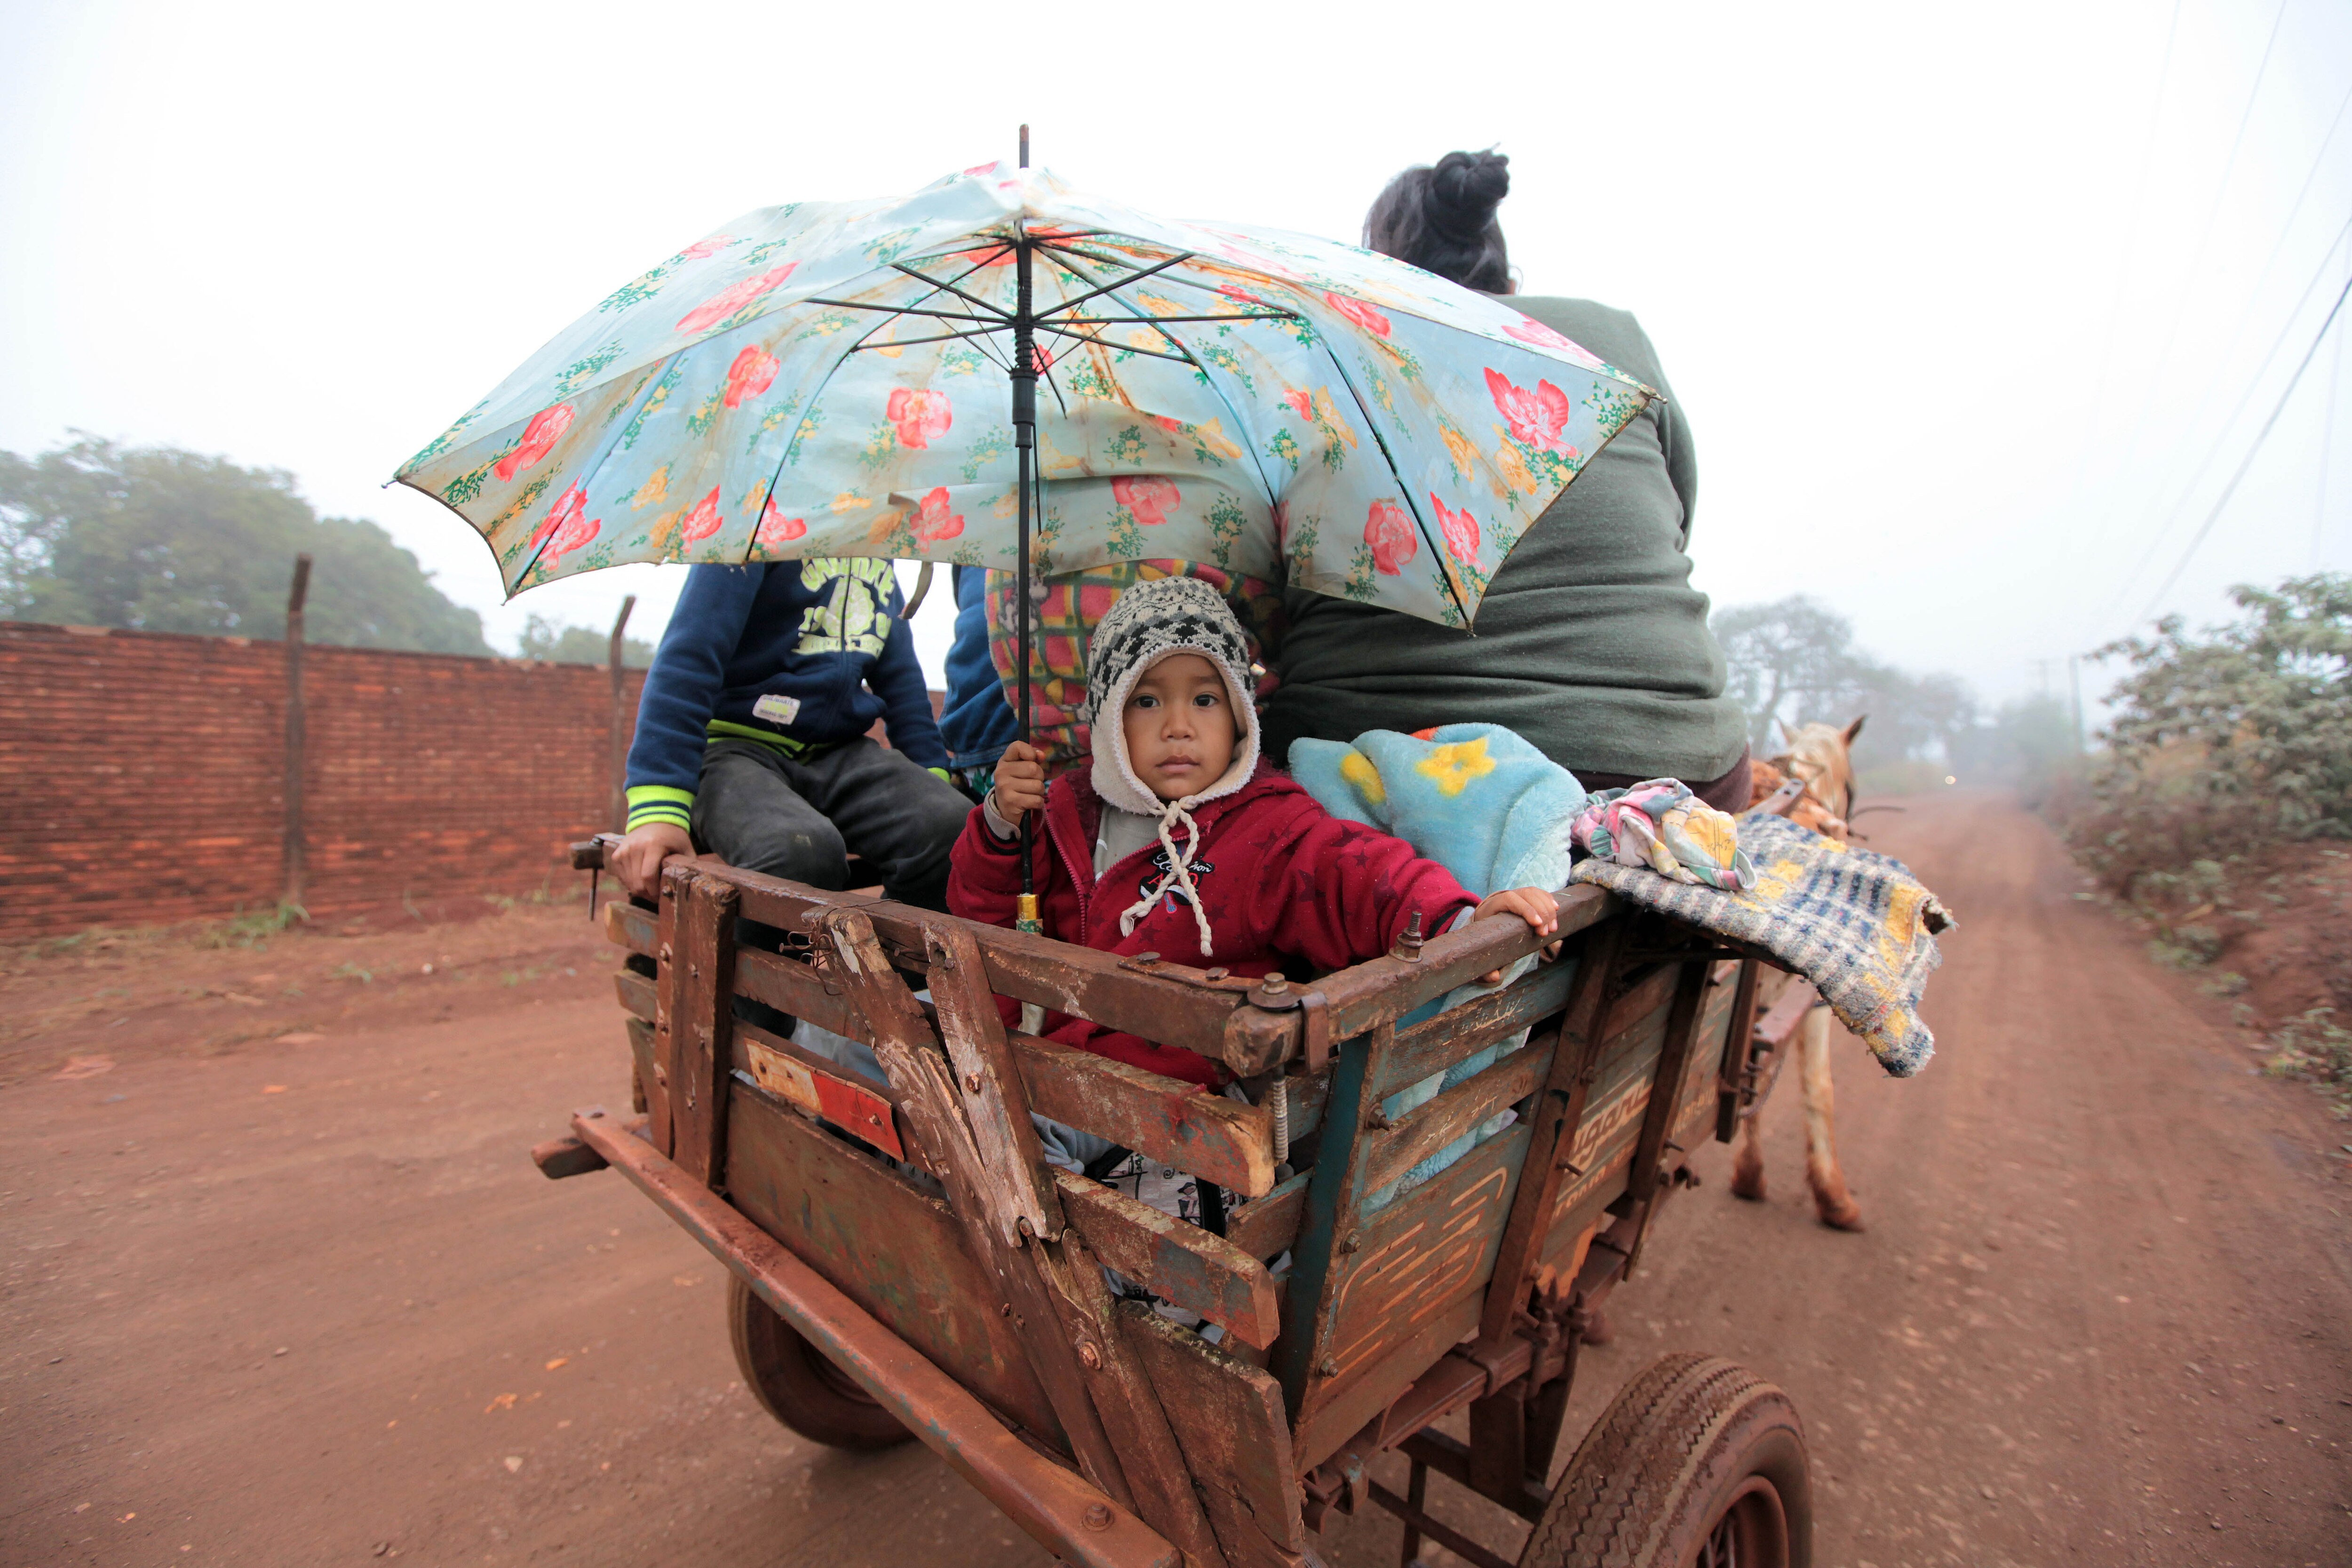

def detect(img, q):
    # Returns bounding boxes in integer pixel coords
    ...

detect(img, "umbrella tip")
[1018,124,1028,168]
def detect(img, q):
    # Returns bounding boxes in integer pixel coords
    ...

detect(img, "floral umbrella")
[394,158,1657,633]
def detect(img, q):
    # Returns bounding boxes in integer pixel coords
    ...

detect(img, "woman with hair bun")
[1265,151,1752,809]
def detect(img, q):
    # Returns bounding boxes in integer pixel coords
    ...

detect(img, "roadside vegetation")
[2050,574,2352,1113]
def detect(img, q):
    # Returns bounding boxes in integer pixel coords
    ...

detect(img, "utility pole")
[608,595,636,833]
[283,554,312,908]
[2067,653,2086,755]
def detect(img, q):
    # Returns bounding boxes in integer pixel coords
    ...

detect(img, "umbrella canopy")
[396,160,1656,629]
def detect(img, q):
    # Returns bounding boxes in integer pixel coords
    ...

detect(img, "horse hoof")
[1817,1202,1865,1232]
[1729,1172,1767,1202]
[1579,1305,1616,1347]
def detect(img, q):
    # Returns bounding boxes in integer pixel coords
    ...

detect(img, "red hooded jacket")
[947,761,1479,1087]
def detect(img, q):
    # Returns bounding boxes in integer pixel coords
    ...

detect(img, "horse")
[1729,716,1869,1231]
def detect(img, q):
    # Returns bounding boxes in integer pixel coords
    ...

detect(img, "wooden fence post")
[608,594,636,833]
[283,554,312,908]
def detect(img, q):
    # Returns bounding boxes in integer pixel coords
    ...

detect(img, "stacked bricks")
[0,621,645,941]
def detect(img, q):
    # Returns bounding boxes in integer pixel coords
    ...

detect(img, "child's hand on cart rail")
[1470,886,1565,984]
[985,740,1049,826]
[609,822,693,899]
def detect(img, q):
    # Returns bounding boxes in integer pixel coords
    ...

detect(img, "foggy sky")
[4,0,2347,711]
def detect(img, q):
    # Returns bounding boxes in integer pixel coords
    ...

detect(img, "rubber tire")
[728,1275,910,1450]
[1518,1353,1811,1568]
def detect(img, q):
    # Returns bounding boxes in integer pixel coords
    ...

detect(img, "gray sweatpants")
[692,736,972,912]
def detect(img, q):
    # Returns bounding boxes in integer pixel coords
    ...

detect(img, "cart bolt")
[1338,1234,1360,1255]
[658,945,673,963]
[964,1072,983,1092]
[1317,1357,1339,1377]
[1077,1341,1102,1369]
[1257,972,1289,996]
[1082,1503,1113,1531]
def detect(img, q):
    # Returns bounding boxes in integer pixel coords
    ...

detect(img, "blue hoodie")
[938,565,1021,772]
[624,560,947,834]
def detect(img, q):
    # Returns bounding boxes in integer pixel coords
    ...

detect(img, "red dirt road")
[4,793,2347,1567]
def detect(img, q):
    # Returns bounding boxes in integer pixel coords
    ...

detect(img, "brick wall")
[0,621,646,940]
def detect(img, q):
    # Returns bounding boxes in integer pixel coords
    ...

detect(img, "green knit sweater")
[1263,295,1746,782]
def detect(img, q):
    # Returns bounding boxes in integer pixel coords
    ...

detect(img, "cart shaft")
[567,1111,1179,1568]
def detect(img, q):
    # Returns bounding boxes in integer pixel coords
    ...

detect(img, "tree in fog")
[0,436,491,655]
[1713,596,1863,749]
[1712,595,1977,763]
[516,613,653,667]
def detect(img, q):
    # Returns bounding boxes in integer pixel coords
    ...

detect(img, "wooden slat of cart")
[817,910,1142,1517]
[1374,962,1576,1098]
[1471,920,1625,1348]
[921,918,1224,1567]
[727,944,1276,1197]
[1055,1175,1281,1349]
[648,865,688,1154]
[724,1086,1059,1438]
[1624,956,1715,1215]
[1291,1118,1535,1459]
[670,874,739,1186]
[1267,1019,1400,1425]
[1361,1038,1550,1200]
[1285,887,1614,1054]
[1117,1300,1311,1566]
[637,863,1615,1079]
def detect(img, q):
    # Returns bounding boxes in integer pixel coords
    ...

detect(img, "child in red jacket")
[948,575,1561,1090]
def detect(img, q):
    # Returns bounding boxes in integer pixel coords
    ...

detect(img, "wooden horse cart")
[537,843,1817,1568]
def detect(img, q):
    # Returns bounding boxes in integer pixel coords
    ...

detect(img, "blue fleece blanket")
[1291,724,1587,1209]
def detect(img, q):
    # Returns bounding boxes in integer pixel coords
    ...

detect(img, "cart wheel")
[728,1276,910,1450]
[1518,1353,1810,1568]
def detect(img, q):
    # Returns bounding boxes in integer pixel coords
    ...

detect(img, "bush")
[2265,1007,2352,1117]
[2064,574,2351,912]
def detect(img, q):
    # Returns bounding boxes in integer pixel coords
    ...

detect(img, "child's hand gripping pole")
[990,742,1049,934]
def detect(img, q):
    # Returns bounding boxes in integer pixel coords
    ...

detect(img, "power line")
[2137,261,2352,621]
[2064,0,2185,523]
[2087,0,2294,545]
[2106,207,2352,613]
[2321,239,2346,567]
[2105,71,2352,554]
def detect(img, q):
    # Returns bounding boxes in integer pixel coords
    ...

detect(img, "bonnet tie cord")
[1118,798,1216,957]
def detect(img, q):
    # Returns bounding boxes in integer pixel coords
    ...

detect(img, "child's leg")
[792,739,975,912]
[692,740,850,886]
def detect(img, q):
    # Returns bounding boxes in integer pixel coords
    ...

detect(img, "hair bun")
[1428,150,1510,238]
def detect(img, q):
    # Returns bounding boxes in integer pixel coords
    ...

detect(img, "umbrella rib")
[1031,322,1198,366]
[850,324,1017,350]
[506,357,686,592]
[1319,348,1474,626]
[804,298,1002,324]
[1041,249,1284,513]
[1051,312,1295,326]
[890,262,1014,320]
[1032,247,1199,318]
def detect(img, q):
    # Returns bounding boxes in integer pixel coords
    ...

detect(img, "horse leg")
[1798,1008,1864,1231]
[1729,1087,1768,1201]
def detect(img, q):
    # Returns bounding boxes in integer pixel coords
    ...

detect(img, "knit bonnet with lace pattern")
[1076,576,1261,955]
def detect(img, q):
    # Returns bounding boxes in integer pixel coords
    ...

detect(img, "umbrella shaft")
[1014,236,1036,904]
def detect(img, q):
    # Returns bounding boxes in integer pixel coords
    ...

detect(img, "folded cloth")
[1290,724,1587,1207]
[1570,812,1955,1076]
[1573,779,1755,891]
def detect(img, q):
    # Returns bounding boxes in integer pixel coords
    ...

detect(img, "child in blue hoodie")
[608,558,972,909]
